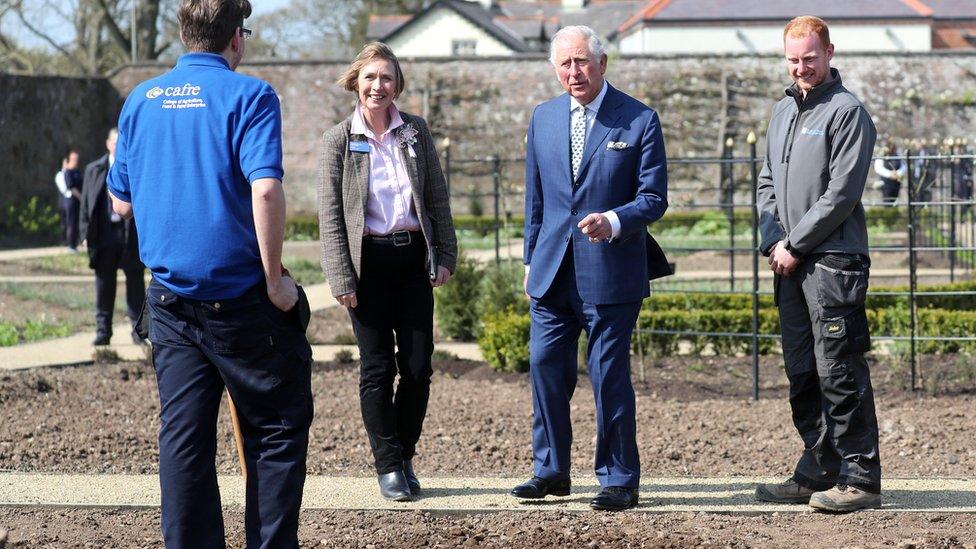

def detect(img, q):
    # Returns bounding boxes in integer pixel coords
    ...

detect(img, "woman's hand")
[430,266,451,288]
[336,291,358,308]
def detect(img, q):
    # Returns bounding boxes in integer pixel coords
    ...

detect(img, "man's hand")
[578,213,612,243]
[769,240,800,276]
[523,273,530,299]
[336,291,357,309]
[268,275,299,312]
[430,266,451,288]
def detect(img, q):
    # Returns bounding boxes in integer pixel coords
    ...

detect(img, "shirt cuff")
[248,167,284,184]
[603,210,621,239]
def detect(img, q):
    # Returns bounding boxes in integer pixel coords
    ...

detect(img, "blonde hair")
[337,42,405,99]
[783,15,831,48]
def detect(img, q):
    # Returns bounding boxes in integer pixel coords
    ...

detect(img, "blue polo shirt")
[108,53,283,300]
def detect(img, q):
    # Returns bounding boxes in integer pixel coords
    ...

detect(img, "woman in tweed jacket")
[317,42,457,502]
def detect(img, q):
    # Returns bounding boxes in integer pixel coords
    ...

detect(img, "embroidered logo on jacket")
[800,127,825,137]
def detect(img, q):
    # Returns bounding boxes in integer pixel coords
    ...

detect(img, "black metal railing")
[441,146,976,398]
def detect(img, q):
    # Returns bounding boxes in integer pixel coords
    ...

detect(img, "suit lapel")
[398,115,424,204]
[576,85,622,182]
[556,94,571,184]
[350,136,370,211]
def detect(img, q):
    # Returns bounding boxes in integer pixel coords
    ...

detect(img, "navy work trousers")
[777,253,882,494]
[147,279,313,548]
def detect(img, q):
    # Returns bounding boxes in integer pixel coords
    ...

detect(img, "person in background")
[80,128,145,346]
[318,42,457,502]
[873,141,905,205]
[55,148,82,251]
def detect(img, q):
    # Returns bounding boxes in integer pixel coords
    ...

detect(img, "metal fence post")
[906,149,919,391]
[493,154,501,266]
[725,137,736,292]
[748,132,760,401]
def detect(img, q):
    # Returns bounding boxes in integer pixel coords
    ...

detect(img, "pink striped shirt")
[350,103,421,236]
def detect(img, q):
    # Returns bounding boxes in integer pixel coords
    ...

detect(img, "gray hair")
[107,127,118,140]
[549,25,606,65]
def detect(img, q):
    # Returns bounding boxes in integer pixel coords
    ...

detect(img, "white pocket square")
[606,141,630,150]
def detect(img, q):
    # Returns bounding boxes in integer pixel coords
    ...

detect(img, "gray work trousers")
[776,253,882,493]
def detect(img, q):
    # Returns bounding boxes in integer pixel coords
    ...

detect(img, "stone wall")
[61,52,976,215]
[0,74,121,219]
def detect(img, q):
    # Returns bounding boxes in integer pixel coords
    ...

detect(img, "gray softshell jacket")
[757,68,877,257]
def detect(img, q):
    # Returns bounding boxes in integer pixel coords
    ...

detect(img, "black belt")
[367,230,420,247]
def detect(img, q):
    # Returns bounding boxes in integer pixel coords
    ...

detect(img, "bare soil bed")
[0,356,974,547]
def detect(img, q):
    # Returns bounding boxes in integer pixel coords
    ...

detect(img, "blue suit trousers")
[529,250,641,488]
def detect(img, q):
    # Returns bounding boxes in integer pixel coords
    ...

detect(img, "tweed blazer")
[317,111,458,297]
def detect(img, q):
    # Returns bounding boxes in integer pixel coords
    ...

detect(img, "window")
[452,39,477,56]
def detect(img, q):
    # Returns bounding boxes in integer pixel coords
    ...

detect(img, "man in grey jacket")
[755,15,882,512]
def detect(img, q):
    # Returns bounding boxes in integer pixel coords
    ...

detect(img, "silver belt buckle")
[392,231,411,246]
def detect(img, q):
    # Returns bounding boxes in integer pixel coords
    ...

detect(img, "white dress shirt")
[568,80,621,239]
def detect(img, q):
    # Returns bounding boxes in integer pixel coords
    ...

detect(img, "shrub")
[0,322,18,347]
[20,317,70,343]
[3,196,60,236]
[284,215,318,241]
[434,253,483,341]
[478,306,531,373]
[477,260,528,320]
[334,348,355,364]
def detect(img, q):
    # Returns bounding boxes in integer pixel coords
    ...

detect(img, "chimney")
[562,0,587,11]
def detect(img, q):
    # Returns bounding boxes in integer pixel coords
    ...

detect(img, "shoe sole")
[381,493,413,502]
[809,496,882,512]
[754,486,813,504]
[511,487,571,499]
[589,500,638,511]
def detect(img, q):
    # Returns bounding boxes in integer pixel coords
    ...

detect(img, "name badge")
[349,141,370,153]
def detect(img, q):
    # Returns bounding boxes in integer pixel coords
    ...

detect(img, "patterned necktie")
[571,104,586,180]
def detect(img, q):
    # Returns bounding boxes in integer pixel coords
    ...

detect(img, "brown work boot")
[809,485,882,512]
[755,477,816,503]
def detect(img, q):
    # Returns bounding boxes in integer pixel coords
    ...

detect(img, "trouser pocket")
[815,254,871,359]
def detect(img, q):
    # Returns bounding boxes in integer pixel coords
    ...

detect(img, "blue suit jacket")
[523,84,669,305]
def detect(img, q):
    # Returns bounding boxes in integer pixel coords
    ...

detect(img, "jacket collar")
[786,67,841,108]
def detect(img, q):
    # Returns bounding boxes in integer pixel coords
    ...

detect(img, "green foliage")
[434,253,483,341]
[3,196,60,236]
[476,260,528,319]
[284,215,319,241]
[468,195,484,217]
[0,323,18,347]
[0,317,70,346]
[478,306,531,373]
[282,257,325,285]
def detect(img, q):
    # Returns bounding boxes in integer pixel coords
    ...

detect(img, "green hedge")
[644,279,976,314]
[477,305,976,370]
[478,307,532,373]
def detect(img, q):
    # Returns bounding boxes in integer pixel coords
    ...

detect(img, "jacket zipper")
[782,106,801,229]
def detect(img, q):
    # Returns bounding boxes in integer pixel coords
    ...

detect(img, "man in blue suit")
[513,25,669,511]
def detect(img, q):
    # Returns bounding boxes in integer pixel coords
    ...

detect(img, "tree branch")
[14,2,88,73]
[94,0,131,53]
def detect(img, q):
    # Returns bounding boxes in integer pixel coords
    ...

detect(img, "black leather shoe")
[403,459,421,495]
[377,471,412,502]
[92,333,111,346]
[590,486,638,511]
[511,476,571,499]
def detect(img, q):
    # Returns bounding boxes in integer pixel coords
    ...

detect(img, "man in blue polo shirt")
[107,1,312,547]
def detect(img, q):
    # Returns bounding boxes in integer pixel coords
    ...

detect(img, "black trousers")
[94,223,145,337]
[60,196,80,248]
[148,279,313,548]
[776,253,882,493]
[349,235,434,474]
